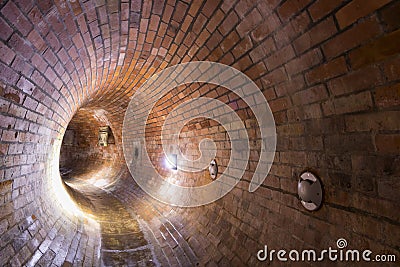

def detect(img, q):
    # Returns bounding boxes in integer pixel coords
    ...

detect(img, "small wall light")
[165,154,177,170]
[98,126,109,146]
[298,171,323,211]
[209,160,218,179]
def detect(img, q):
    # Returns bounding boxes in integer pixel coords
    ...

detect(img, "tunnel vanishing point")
[0,0,399,266]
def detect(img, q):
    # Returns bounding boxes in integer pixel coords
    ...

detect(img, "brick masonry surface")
[0,0,399,266]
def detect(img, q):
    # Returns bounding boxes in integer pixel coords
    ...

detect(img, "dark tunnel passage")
[0,0,400,266]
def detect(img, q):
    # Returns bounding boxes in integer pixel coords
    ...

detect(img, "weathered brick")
[293,16,337,54]
[333,91,373,115]
[291,84,328,105]
[285,48,323,75]
[278,0,311,21]
[349,29,400,69]
[264,44,295,70]
[0,17,13,40]
[373,83,400,108]
[322,16,382,59]
[251,13,280,42]
[308,0,344,21]
[375,134,400,154]
[8,33,34,60]
[335,0,392,29]
[379,0,400,32]
[0,42,15,65]
[345,111,400,132]
[305,56,347,84]
[1,1,32,36]
[236,8,262,38]
[328,65,383,96]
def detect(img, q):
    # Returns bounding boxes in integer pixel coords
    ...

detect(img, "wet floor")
[62,176,158,267]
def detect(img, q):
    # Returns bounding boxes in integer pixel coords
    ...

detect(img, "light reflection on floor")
[60,165,159,266]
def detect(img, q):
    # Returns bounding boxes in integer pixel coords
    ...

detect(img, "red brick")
[305,56,347,84]
[0,42,15,65]
[260,67,287,89]
[8,33,34,60]
[322,16,381,59]
[325,134,374,153]
[28,7,49,35]
[0,17,13,40]
[247,36,275,63]
[251,13,280,42]
[1,1,32,36]
[264,44,295,70]
[379,1,400,32]
[43,49,58,67]
[382,57,400,82]
[46,32,61,51]
[1,130,19,142]
[285,48,323,75]
[220,31,240,53]
[328,65,383,96]
[23,97,39,110]
[173,2,188,23]
[335,0,392,29]
[244,61,267,81]
[206,10,224,33]
[333,91,373,115]
[375,135,400,153]
[289,11,311,40]
[257,0,280,15]
[27,30,46,53]
[232,36,253,59]
[0,63,19,85]
[345,111,400,132]
[349,29,400,69]
[308,0,344,21]
[291,84,328,105]
[236,8,263,38]
[293,16,337,54]
[377,181,400,207]
[269,97,291,112]
[273,110,288,124]
[219,11,239,36]
[275,74,305,96]
[278,0,311,21]
[373,83,400,108]
[13,0,34,13]
[276,123,304,136]
[220,0,235,13]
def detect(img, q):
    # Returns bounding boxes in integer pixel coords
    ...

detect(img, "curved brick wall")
[0,0,399,265]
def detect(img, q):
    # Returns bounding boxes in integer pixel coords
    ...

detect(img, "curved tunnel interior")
[58,106,162,265]
[59,107,120,187]
[0,0,399,266]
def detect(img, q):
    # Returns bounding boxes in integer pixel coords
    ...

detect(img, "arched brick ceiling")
[1,0,311,131]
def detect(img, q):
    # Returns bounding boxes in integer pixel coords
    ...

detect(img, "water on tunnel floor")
[62,176,159,267]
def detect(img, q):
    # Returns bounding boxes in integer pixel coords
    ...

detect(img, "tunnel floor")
[63,176,159,266]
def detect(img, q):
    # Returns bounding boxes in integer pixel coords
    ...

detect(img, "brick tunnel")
[0,0,399,266]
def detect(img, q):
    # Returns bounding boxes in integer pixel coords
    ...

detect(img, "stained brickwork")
[0,0,399,266]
